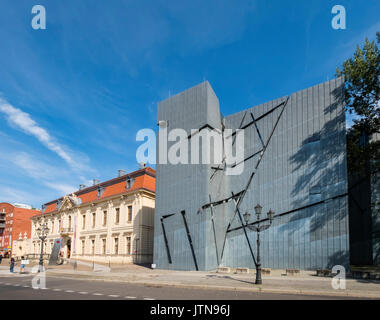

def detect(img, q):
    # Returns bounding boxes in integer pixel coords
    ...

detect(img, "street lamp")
[244,205,274,285]
[36,220,49,272]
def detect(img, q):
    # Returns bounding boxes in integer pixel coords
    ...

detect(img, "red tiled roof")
[43,203,56,214]
[144,167,156,175]
[42,167,156,212]
[100,180,125,199]
[99,174,155,200]
[77,190,98,204]
[142,174,156,192]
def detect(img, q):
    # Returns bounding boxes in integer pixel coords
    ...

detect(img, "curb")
[45,271,380,299]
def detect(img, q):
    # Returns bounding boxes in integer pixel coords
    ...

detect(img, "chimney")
[158,120,168,128]
[79,184,86,190]
[118,169,126,177]
[93,179,100,186]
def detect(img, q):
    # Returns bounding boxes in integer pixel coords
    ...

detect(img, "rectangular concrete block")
[262,268,271,275]
[217,267,231,274]
[370,273,380,280]
[286,269,300,276]
[316,269,331,277]
[235,267,249,274]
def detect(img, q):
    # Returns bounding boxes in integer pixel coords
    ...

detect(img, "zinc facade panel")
[154,78,349,271]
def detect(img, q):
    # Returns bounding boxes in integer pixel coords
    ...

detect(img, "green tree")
[337,34,380,176]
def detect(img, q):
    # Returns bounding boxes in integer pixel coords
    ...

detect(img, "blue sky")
[0,0,379,208]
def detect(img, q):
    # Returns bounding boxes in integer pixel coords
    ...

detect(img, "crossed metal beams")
[160,211,199,270]
[160,97,290,269]
[227,192,348,234]
[210,110,247,181]
[211,97,290,266]
[210,99,288,181]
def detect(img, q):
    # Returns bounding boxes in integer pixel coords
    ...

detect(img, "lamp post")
[36,221,49,272]
[243,204,274,285]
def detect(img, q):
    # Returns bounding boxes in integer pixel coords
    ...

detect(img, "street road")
[0,274,367,300]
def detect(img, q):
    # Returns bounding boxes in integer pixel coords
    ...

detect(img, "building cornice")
[31,188,155,220]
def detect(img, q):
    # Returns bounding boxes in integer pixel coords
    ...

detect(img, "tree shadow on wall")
[326,250,349,269]
[276,83,351,270]
[373,227,380,266]
[279,83,347,239]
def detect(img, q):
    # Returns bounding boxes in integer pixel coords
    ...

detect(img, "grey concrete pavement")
[0,275,368,300]
[1,263,379,299]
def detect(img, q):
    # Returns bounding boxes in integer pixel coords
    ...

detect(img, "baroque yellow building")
[30,167,155,265]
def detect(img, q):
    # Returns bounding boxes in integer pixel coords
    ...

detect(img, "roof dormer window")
[97,186,106,198]
[126,177,135,190]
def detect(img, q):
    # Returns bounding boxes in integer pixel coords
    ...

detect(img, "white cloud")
[11,152,76,194]
[12,152,53,180]
[0,99,84,171]
[0,186,36,205]
[43,182,76,195]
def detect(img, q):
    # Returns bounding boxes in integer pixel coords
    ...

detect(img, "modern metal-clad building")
[153,78,349,271]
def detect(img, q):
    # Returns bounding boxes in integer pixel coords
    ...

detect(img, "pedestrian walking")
[0,253,3,264]
[20,256,26,274]
[10,257,15,273]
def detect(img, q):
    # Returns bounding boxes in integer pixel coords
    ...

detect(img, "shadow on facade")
[284,85,345,226]
[373,222,380,265]
[284,82,378,268]
[289,85,345,208]
[132,205,154,265]
[326,250,349,269]
[278,84,349,269]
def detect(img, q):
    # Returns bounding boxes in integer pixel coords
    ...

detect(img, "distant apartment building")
[0,203,40,257]
[0,210,4,238]
[29,167,155,264]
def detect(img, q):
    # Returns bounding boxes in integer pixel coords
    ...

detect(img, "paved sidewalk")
[1,263,379,298]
